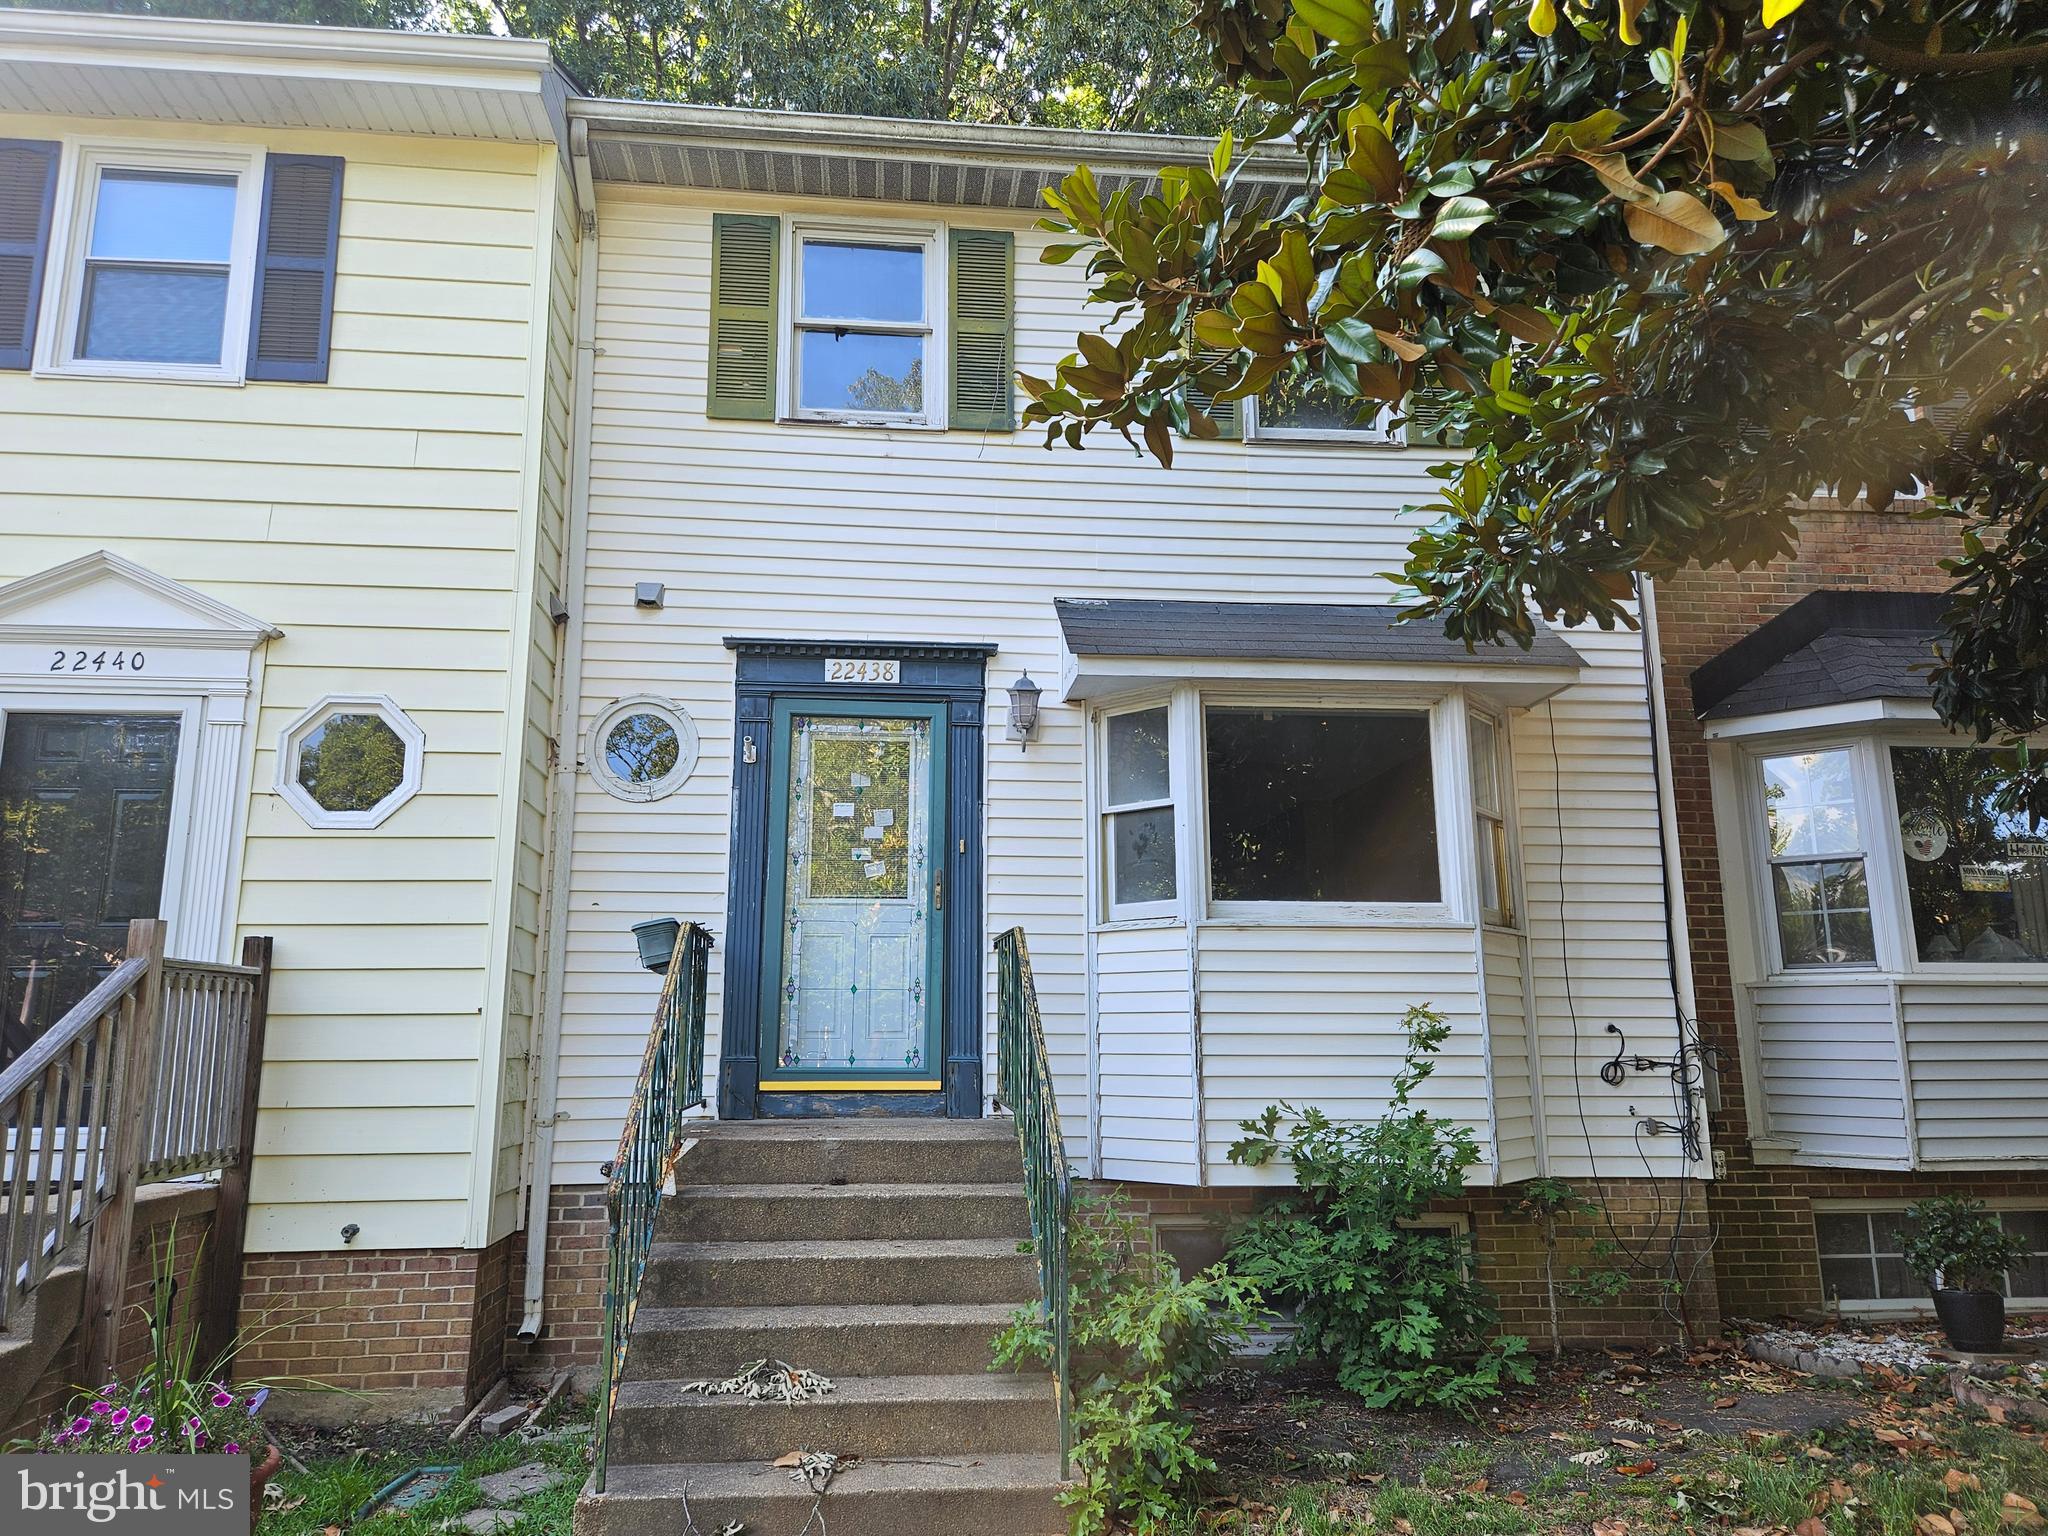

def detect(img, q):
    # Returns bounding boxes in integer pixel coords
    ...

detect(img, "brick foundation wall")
[504,1185,607,1378]
[235,1245,503,1414]
[1652,505,2044,1319]
[6,1183,219,1442]
[1096,1175,1719,1347]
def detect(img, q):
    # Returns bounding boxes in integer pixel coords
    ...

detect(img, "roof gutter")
[567,96,1301,182]
[0,7,556,74]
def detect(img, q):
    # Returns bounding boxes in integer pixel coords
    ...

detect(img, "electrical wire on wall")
[1542,577,1725,1340]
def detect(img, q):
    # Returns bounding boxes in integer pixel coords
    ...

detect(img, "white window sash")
[782,220,945,426]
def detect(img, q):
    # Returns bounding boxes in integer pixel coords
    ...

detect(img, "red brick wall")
[235,1246,498,1407]
[6,1184,219,1442]
[1098,1176,1718,1347]
[504,1185,606,1377]
[1651,505,2038,1318]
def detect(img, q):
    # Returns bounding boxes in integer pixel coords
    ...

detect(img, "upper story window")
[792,235,934,422]
[1890,745,2048,963]
[1205,706,1440,908]
[1760,748,1874,967]
[48,145,261,383]
[1245,373,1390,442]
[1103,704,1176,918]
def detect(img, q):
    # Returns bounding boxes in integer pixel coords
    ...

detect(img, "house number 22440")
[51,648,147,673]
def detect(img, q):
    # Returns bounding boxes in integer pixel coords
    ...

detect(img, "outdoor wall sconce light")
[634,581,666,610]
[631,916,683,972]
[1006,672,1042,750]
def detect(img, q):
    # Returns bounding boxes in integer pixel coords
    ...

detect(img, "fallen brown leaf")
[1592,1518,1629,1536]
[1918,1515,1958,1536]
[1714,1396,1740,1409]
[1616,1461,1658,1476]
[1796,1519,1829,1536]
[1463,1478,1489,1495]
[2009,1496,2042,1515]
[1990,1404,2009,1425]
[772,1452,804,1468]
[1805,1446,1836,1461]
[1505,1492,1529,1507]
[1948,1470,1984,1494]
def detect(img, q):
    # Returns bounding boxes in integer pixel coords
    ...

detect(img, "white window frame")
[1812,1198,2048,1314]
[1199,688,1459,926]
[1469,709,1519,930]
[780,218,946,428]
[37,139,265,386]
[1243,387,1396,445]
[587,694,699,803]
[1747,742,1881,973]
[276,693,425,830]
[1098,696,1181,922]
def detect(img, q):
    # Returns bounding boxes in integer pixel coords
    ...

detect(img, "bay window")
[1470,713,1514,927]
[1760,748,1874,967]
[1102,704,1176,918]
[1889,745,2048,963]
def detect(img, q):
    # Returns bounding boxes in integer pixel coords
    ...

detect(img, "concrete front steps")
[574,1119,1066,1536]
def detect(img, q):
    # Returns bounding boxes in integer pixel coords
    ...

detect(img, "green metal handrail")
[593,921,712,1494]
[993,926,1072,1476]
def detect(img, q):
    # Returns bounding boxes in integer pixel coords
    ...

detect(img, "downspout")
[1635,576,1701,1032]
[519,118,600,1343]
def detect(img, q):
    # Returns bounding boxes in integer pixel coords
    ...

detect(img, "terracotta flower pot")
[249,1442,283,1532]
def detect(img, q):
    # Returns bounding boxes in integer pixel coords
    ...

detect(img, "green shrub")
[1897,1195,2031,1293]
[992,1189,1261,1536]
[1225,1004,1532,1415]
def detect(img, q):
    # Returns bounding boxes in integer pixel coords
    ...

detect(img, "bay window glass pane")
[90,170,236,263]
[1107,708,1170,805]
[1206,708,1439,903]
[1762,749,1861,858]
[1111,806,1176,905]
[1772,858,1874,966]
[797,330,923,414]
[1469,716,1501,815]
[1890,746,2048,963]
[800,241,924,322]
[80,267,229,364]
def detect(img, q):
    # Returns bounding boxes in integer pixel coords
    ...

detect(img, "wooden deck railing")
[0,920,272,1382]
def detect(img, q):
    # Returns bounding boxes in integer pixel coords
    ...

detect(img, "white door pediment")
[0,549,280,649]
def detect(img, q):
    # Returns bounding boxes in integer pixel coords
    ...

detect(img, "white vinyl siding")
[0,115,562,1252]
[1484,926,1538,1181]
[1901,981,2048,1163]
[554,185,1687,1190]
[1749,977,1911,1168]
[1093,924,1199,1183]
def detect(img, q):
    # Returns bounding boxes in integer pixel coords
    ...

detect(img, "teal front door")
[757,699,947,1093]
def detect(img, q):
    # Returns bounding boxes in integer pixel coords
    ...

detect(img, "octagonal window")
[278,695,424,829]
[590,697,697,802]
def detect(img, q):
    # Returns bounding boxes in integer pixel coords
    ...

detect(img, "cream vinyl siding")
[1484,926,1539,1182]
[554,183,1687,1188]
[1749,977,1911,1167]
[1094,924,1200,1183]
[1902,981,2048,1164]
[0,115,561,1251]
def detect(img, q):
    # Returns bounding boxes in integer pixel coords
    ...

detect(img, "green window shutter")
[948,228,1014,431]
[1404,386,1460,446]
[709,213,780,420]
[1179,315,1241,440]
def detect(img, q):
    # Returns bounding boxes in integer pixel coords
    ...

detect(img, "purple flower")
[132,1416,153,1433]
[69,1416,90,1434]
[108,1408,129,1428]
[211,1391,234,1408]
[89,1401,111,1416]
[129,1434,153,1451]
[223,1443,241,1455]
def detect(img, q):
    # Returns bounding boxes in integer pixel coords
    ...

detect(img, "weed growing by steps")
[993,1189,1262,1535]
[1226,1005,1533,1416]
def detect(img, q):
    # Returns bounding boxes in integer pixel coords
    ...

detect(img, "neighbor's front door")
[757,698,946,1093]
[0,712,181,1071]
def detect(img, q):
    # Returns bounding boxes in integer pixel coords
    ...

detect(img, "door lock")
[934,872,943,910]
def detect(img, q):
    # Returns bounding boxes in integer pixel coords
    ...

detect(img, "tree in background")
[16,0,1233,130]
[1020,0,2048,795]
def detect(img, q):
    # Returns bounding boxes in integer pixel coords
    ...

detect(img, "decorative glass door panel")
[761,702,946,1087]
[0,713,180,1071]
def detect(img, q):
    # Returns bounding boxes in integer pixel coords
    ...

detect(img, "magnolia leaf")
[1762,0,1806,25]
[1528,0,1557,35]
[1291,0,1373,46]
[1192,309,1242,349]
[1211,129,1233,182]
[1040,243,1091,264]
[1540,109,1625,152]
[1617,0,1646,46]
[1712,120,1773,162]
[1344,105,1403,198]
[1351,38,1412,94]
[1431,195,1496,242]
[1394,246,1450,288]
[1076,331,1123,375]
[1572,150,1652,204]
[1707,180,1775,220]
[1671,13,1687,59]
[1376,329,1428,362]
[1622,189,1728,254]
[1323,316,1380,364]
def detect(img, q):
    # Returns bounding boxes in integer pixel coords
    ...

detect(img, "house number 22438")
[51,648,146,673]
[824,657,900,684]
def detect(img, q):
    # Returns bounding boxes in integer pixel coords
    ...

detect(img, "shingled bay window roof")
[1691,591,1946,724]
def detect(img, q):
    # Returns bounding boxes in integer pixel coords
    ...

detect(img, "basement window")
[1815,1206,2048,1308]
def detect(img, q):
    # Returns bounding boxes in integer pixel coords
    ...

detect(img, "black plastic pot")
[1932,1287,2007,1353]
